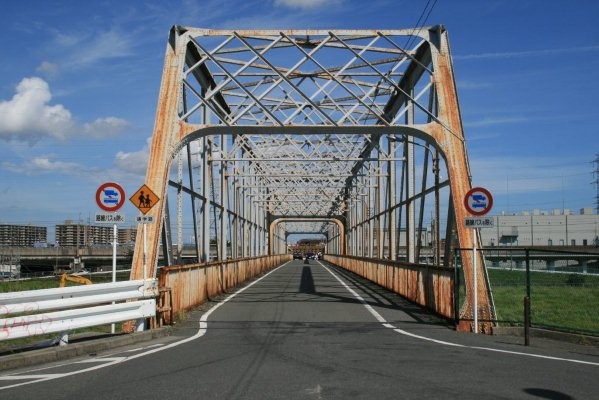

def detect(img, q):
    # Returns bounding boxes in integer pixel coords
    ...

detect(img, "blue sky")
[1,0,598,240]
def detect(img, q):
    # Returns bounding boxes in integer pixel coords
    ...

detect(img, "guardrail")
[159,255,291,323]
[323,255,454,320]
[0,279,158,343]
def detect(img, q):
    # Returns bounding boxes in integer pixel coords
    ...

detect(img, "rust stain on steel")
[130,30,185,282]
[325,255,454,320]
[158,256,291,320]
[428,36,495,333]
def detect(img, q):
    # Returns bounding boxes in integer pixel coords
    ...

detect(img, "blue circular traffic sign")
[96,182,126,212]
[464,187,493,216]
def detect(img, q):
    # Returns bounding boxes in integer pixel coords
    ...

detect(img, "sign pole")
[473,230,478,334]
[143,223,147,280]
[111,223,117,334]
[463,187,494,334]
[94,181,126,335]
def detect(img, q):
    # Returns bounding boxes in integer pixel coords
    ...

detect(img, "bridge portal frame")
[129,26,495,332]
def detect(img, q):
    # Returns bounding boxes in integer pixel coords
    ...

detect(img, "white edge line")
[317,261,599,367]
[0,261,290,391]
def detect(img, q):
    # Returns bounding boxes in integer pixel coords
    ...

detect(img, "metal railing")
[159,255,291,322]
[0,279,158,343]
[323,255,455,320]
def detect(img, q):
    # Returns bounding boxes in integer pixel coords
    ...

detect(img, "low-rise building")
[479,208,599,247]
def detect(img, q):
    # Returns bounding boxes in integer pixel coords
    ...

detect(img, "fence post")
[454,248,460,327]
[524,248,531,346]
[524,296,530,346]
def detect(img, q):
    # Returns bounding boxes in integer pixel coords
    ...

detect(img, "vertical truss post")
[177,153,183,263]
[368,164,374,258]
[377,147,384,259]
[389,139,397,261]
[416,147,430,263]
[201,137,211,262]
[406,93,416,263]
[186,143,201,262]
[219,135,228,260]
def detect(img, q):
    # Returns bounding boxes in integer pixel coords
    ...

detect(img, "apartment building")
[0,224,47,246]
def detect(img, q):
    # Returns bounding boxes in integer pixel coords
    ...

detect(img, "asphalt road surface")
[1,259,598,399]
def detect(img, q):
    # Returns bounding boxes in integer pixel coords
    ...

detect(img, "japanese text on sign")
[464,217,494,228]
[95,213,126,224]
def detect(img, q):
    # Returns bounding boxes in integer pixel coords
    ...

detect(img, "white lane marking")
[0,374,62,381]
[76,357,127,363]
[0,261,290,391]
[318,261,599,366]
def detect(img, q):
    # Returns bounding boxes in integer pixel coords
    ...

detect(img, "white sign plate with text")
[95,213,126,224]
[464,216,494,229]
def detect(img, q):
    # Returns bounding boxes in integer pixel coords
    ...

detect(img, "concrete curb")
[493,326,599,346]
[0,326,173,372]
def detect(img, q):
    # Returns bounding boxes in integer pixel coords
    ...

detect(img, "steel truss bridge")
[130,26,495,331]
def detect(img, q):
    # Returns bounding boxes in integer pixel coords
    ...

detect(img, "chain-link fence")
[455,247,599,337]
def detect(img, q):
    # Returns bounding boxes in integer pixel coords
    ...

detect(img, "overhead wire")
[404,0,439,51]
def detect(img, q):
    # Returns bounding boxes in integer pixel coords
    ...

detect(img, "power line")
[405,0,439,50]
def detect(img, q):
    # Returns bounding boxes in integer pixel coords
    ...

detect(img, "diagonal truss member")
[130,26,495,332]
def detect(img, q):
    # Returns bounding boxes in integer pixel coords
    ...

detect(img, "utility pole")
[594,154,599,215]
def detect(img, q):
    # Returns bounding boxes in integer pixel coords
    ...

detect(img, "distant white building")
[479,208,599,247]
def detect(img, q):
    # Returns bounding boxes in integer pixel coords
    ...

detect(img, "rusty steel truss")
[130,26,495,331]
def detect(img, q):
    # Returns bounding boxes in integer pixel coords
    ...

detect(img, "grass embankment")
[486,269,599,335]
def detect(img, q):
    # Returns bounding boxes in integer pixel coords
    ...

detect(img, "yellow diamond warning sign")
[130,184,159,215]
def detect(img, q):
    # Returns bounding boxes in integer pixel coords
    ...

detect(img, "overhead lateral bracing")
[130,26,495,332]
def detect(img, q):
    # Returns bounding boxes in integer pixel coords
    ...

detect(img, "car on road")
[293,252,303,259]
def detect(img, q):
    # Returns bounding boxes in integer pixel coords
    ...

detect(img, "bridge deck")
[2,259,598,398]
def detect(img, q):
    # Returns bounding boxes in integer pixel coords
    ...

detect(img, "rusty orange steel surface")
[129,26,495,333]
[325,255,454,320]
[158,255,291,323]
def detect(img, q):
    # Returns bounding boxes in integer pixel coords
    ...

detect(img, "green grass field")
[468,269,599,335]
[0,272,131,293]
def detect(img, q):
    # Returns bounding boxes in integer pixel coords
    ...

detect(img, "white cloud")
[83,117,129,138]
[2,156,81,176]
[64,30,133,69]
[0,77,75,143]
[455,45,599,61]
[458,80,491,90]
[114,137,152,176]
[274,0,342,9]
[36,61,59,78]
[0,77,130,144]
[469,156,586,196]
[465,116,529,128]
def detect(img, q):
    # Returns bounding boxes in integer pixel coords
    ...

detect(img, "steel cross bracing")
[131,26,496,331]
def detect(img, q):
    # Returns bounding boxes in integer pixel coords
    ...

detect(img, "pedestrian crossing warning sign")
[130,184,159,215]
